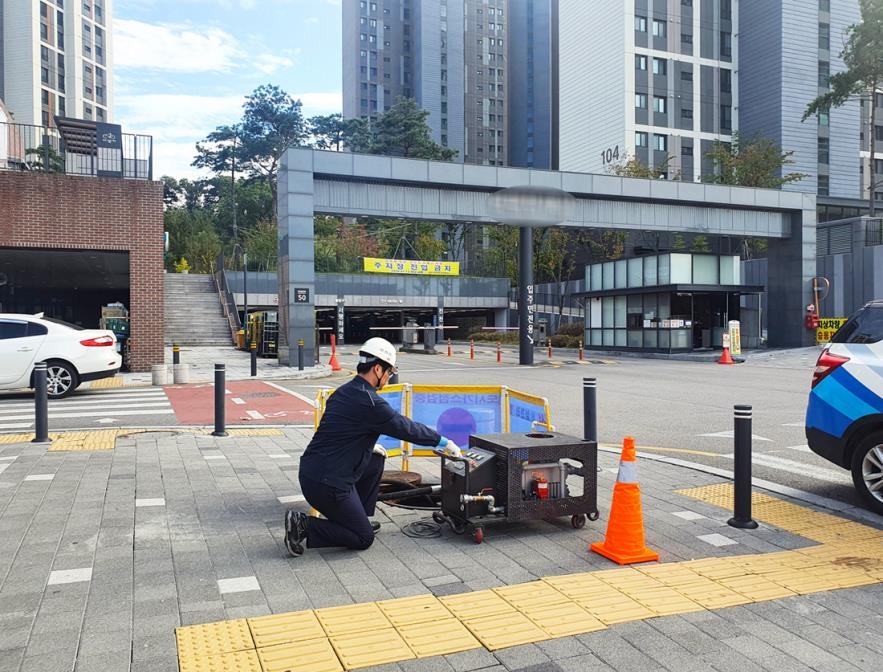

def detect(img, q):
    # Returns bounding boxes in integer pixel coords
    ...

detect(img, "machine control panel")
[443,446,495,475]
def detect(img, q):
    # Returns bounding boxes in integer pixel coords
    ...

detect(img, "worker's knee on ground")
[353,534,374,551]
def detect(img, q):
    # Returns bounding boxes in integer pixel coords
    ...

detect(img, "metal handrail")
[214,254,241,344]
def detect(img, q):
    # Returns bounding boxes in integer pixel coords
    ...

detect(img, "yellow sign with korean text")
[816,317,847,344]
[363,257,460,276]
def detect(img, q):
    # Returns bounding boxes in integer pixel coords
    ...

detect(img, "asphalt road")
[277,348,867,513]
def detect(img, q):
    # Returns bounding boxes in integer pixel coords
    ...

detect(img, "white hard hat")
[358,337,397,369]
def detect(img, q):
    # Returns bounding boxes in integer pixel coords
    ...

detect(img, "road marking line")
[246,410,265,420]
[0,409,175,421]
[599,443,720,458]
[698,430,772,442]
[719,452,850,483]
[231,398,246,405]
[0,422,33,430]
[263,381,318,407]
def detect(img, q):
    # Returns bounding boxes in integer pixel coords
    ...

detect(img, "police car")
[805,299,883,514]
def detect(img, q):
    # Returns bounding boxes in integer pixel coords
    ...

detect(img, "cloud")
[252,53,295,75]
[114,19,244,73]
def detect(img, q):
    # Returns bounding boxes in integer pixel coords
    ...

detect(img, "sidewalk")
[0,427,881,672]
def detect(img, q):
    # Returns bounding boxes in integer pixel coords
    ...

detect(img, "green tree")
[193,84,308,214]
[308,113,349,151]
[341,97,457,160]
[242,220,278,272]
[704,132,805,188]
[803,0,883,215]
[607,154,680,180]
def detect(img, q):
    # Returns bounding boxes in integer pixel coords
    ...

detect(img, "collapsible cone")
[590,437,659,565]
[718,345,734,365]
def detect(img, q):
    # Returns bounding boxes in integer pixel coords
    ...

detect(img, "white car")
[0,313,122,399]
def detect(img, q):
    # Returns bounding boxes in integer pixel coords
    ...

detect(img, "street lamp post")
[232,244,248,348]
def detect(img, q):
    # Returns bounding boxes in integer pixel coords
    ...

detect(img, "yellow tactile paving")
[178,649,261,672]
[314,602,391,637]
[175,484,883,671]
[329,627,414,669]
[0,427,284,452]
[440,589,517,621]
[376,594,453,626]
[48,430,119,451]
[257,639,342,672]
[89,376,125,389]
[0,433,31,445]
[398,618,481,657]
[248,610,325,648]
[175,619,254,659]
[461,610,549,650]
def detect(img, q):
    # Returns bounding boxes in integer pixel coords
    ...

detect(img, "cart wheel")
[432,510,446,524]
[449,519,467,535]
[587,509,600,521]
[571,514,586,529]
[472,526,484,544]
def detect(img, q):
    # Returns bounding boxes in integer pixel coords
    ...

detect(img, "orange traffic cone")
[718,345,734,365]
[590,437,659,565]
[328,335,341,372]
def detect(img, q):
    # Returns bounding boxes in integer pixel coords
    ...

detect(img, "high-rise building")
[342,0,508,166]
[1,0,113,126]
[557,0,735,180]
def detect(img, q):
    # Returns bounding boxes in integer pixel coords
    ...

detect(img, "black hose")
[376,484,438,502]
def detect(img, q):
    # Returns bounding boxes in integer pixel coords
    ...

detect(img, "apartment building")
[342,0,508,166]
[557,0,735,180]
[1,0,113,126]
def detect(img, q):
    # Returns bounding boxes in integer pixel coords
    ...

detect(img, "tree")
[803,0,883,215]
[308,114,349,151]
[193,84,308,214]
[704,132,806,188]
[607,154,680,180]
[341,97,457,160]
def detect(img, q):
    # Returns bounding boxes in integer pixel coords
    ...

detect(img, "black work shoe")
[284,510,308,557]
[371,521,381,533]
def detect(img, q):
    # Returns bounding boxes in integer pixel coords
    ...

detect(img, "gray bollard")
[212,363,228,437]
[151,364,168,386]
[297,339,305,371]
[583,377,597,443]
[32,362,50,444]
[728,404,758,529]
[173,363,190,384]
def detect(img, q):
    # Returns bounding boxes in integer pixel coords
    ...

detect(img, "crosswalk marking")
[0,387,174,429]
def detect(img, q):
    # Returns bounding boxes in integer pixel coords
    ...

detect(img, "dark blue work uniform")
[298,375,441,550]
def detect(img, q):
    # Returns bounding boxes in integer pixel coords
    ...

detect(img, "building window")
[720,31,731,58]
[720,0,731,19]
[653,96,667,113]
[636,55,647,70]
[654,134,667,151]
[681,33,693,44]
[818,137,829,164]
[818,175,829,196]
[652,57,667,75]
[681,69,693,81]
[720,104,732,131]
[681,144,693,156]
[819,109,829,126]
[819,23,830,50]
[635,93,647,109]
[818,60,830,87]
[635,131,648,147]
[820,0,830,10]
[635,16,647,32]
[681,108,693,119]
[720,69,731,93]
[652,19,666,37]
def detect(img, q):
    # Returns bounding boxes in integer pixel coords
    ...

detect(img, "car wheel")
[45,361,78,399]
[850,431,883,515]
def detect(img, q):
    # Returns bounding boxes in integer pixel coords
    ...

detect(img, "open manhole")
[379,471,441,510]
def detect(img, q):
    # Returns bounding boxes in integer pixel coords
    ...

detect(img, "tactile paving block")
[329,627,414,670]
[376,594,453,626]
[48,430,118,451]
[257,638,342,672]
[462,610,549,650]
[176,619,255,659]
[493,581,606,637]
[178,649,261,672]
[248,610,325,648]
[315,603,391,637]
[717,574,796,601]
[397,618,481,657]
[440,589,517,621]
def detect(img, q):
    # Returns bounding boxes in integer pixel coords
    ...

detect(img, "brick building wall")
[0,172,164,372]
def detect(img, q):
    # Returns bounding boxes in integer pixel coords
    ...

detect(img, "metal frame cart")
[432,431,599,543]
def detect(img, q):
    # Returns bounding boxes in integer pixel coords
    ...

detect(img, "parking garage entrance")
[0,248,130,328]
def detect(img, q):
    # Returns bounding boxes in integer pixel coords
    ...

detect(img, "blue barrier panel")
[508,389,550,432]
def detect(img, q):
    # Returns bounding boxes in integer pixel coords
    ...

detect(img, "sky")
[113,0,343,180]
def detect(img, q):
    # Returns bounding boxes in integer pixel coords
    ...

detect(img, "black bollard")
[250,341,257,377]
[172,344,180,365]
[297,339,305,371]
[582,377,597,443]
[32,362,50,444]
[728,404,758,529]
[212,363,228,437]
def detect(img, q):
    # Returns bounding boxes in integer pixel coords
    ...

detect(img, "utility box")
[536,319,548,345]
[423,322,437,353]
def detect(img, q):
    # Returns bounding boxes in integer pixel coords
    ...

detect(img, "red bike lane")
[163,380,315,425]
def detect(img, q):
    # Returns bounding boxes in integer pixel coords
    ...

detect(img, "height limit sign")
[294,288,310,303]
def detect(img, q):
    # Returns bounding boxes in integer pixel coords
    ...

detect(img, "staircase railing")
[215,253,241,344]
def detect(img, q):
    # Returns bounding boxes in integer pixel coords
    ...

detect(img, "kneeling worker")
[285,337,460,557]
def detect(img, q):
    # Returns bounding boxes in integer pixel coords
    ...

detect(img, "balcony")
[0,117,152,180]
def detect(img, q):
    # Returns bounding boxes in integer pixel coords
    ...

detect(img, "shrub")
[555,321,584,337]
[174,257,191,273]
